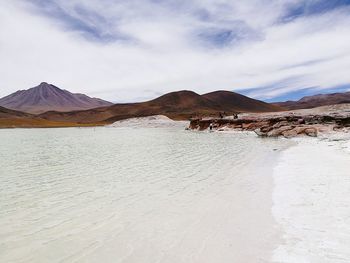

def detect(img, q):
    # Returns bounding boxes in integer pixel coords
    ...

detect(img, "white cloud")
[0,0,350,102]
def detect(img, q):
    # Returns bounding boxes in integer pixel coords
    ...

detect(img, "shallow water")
[0,127,290,262]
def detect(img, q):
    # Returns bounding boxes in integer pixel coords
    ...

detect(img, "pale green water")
[0,127,290,262]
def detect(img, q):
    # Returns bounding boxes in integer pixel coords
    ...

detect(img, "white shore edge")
[272,134,350,262]
[109,115,188,128]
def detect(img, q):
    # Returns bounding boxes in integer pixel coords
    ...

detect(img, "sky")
[1,0,350,103]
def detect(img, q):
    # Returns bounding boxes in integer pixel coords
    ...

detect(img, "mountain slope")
[202,90,283,112]
[0,82,113,114]
[0,106,34,119]
[39,90,283,124]
[275,91,350,110]
[0,106,106,128]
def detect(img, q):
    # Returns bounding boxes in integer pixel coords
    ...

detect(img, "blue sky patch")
[282,0,350,22]
[239,85,350,102]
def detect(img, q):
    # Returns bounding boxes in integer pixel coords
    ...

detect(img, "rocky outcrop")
[189,111,350,138]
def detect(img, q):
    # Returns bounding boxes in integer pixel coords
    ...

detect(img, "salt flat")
[273,137,350,262]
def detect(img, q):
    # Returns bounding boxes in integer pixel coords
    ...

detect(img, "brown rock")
[242,121,267,130]
[282,129,298,138]
[267,126,294,137]
[272,121,289,129]
[260,126,274,133]
[304,127,317,137]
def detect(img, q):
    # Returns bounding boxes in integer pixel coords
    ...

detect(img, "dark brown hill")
[0,106,34,119]
[202,90,283,112]
[275,91,350,110]
[0,82,113,114]
[149,90,219,109]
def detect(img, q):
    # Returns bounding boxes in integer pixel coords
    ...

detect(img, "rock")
[260,126,274,133]
[282,129,298,138]
[305,127,317,137]
[267,126,294,137]
[254,128,266,137]
[272,121,289,129]
[242,121,269,130]
[227,124,238,129]
[297,118,305,124]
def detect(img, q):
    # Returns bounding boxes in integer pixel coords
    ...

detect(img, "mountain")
[202,90,283,112]
[39,90,283,124]
[0,82,113,114]
[275,91,350,110]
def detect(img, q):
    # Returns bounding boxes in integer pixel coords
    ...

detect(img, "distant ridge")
[39,90,283,124]
[0,105,105,128]
[0,82,113,114]
[275,91,350,110]
[0,106,33,119]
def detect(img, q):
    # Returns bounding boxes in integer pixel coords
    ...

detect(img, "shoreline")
[241,138,294,262]
[272,137,350,262]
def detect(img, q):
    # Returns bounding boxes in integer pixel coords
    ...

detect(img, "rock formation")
[189,104,350,138]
